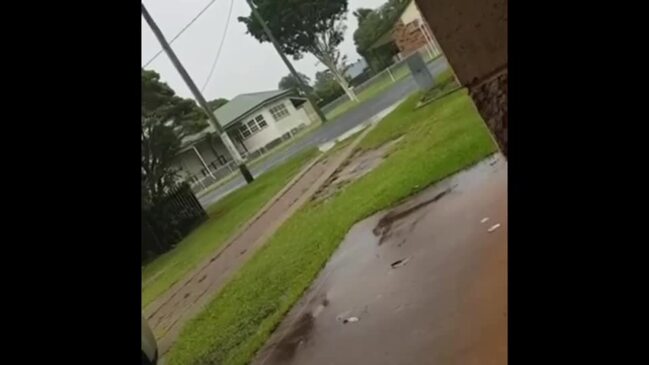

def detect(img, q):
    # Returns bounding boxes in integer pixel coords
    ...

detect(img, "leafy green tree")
[278,72,313,94]
[353,0,408,72]
[207,98,228,110]
[352,8,372,24]
[313,69,344,105]
[141,69,207,208]
[239,0,358,102]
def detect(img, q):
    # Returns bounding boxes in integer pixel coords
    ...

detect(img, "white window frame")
[239,124,251,138]
[235,114,268,141]
[269,103,290,121]
[256,114,268,128]
[247,119,259,133]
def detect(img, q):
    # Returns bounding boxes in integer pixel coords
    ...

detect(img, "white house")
[173,89,321,191]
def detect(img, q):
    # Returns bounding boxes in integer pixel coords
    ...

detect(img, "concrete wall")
[415,0,507,155]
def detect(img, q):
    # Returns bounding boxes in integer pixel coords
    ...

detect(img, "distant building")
[173,89,321,190]
[344,58,369,80]
[367,0,441,60]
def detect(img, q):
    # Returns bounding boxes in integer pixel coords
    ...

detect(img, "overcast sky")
[142,0,385,101]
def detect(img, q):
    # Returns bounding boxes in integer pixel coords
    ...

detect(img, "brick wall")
[393,20,430,56]
[415,0,507,156]
[469,69,507,155]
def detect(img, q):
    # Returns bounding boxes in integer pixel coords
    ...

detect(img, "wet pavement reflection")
[253,155,507,365]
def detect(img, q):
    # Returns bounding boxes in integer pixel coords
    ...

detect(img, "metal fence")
[142,183,207,263]
[186,160,239,193]
[321,45,442,115]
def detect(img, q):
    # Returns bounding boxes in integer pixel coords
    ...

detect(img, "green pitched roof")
[213,89,293,128]
[179,89,294,150]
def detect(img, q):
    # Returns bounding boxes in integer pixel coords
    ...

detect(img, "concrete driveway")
[199,57,450,207]
[252,156,507,365]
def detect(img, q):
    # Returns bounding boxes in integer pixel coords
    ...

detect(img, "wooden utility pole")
[142,3,254,183]
[245,0,328,123]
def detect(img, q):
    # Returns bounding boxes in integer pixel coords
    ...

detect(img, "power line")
[142,0,219,68]
[200,0,235,92]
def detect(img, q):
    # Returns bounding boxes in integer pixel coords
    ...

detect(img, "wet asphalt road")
[252,155,507,365]
[199,57,450,207]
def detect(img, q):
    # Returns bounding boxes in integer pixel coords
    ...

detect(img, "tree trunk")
[321,57,359,103]
[334,71,359,103]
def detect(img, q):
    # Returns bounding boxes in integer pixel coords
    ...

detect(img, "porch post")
[419,23,436,58]
[192,145,216,179]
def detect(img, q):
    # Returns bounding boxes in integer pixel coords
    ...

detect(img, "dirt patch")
[373,186,454,245]
[146,147,358,357]
[311,139,402,203]
[269,313,315,363]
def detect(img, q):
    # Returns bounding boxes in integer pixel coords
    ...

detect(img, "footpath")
[145,118,381,358]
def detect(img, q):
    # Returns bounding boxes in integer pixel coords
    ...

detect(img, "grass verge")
[167,89,497,365]
[141,148,319,308]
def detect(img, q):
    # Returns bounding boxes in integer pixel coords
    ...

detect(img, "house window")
[239,124,251,138]
[236,115,268,141]
[256,114,268,128]
[269,103,290,121]
[247,119,259,133]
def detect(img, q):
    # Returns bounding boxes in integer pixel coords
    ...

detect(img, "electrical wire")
[142,0,219,68]
[200,0,235,92]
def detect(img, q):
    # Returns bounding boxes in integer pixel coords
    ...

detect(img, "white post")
[219,132,244,165]
[419,24,436,59]
[192,146,216,179]
[386,67,396,82]
[423,22,443,58]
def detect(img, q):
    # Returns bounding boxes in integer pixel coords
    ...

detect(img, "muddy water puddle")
[312,138,402,203]
[253,155,508,365]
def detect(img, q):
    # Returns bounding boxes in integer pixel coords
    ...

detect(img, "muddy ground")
[312,138,401,203]
[144,146,356,357]
[253,155,507,365]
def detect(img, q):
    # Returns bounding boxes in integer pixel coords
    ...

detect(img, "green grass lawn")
[141,148,319,308]
[418,69,460,105]
[325,55,443,121]
[166,89,498,365]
